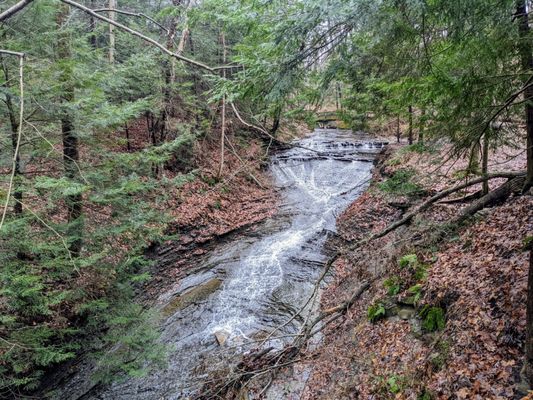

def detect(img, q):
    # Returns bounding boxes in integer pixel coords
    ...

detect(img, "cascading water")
[54,129,386,400]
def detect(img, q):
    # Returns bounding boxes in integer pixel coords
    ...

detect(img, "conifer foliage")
[1,0,533,396]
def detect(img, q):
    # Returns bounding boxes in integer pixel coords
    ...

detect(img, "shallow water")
[56,129,386,399]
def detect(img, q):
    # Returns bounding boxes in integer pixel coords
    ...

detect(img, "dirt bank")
[276,140,531,399]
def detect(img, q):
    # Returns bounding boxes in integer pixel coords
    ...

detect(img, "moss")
[419,305,445,332]
[378,168,423,197]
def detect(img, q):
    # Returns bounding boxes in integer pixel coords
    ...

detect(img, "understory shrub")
[367,301,386,323]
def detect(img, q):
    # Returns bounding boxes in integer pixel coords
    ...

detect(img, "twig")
[24,118,89,185]
[224,135,265,188]
[230,102,327,155]
[93,8,169,33]
[13,198,80,275]
[259,254,336,346]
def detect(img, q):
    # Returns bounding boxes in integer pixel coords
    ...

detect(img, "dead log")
[454,176,525,224]
[438,189,482,204]
[363,171,525,243]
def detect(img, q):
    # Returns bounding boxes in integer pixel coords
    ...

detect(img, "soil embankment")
[271,141,532,399]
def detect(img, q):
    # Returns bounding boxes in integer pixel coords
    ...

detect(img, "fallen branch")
[230,102,329,155]
[300,281,371,340]
[362,171,526,243]
[0,0,33,22]
[454,176,525,224]
[224,135,265,188]
[259,253,338,347]
[438,189,482,204]
[197,281,370,399]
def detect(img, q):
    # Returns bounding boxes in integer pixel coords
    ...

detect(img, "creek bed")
[54,129,386,400]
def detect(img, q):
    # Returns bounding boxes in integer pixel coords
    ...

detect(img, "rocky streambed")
[52,129,386,399]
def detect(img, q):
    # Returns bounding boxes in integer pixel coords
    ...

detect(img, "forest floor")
[270,139,532,400]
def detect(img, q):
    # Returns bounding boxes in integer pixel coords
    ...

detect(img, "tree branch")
[0,50,24,232]
[361,170,526,243]
[60,0,214,72]
[0,0,34,22]
[93,8,169,34]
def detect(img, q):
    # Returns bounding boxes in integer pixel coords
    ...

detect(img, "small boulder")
[398,307,416,320]
[214,331,228,346]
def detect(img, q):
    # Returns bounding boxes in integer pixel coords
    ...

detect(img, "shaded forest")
[0,0,532,399]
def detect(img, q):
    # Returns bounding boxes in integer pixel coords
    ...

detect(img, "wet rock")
[161,278,222,316]
[398,307,416,320]
[398,295,417,306]
[214,331,229,346]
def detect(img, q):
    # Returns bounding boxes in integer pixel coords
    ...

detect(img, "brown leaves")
[293,141,531,400]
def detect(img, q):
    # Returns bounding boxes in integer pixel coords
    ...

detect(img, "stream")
[55,129,386,399]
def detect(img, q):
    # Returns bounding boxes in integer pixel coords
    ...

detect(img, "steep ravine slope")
[265,142,531,400]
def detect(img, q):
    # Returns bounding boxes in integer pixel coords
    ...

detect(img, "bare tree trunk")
[408,105,413,145]
[336,82,342,111]
[482,132,490,195]
[519,7,533,382]
[517,0,533,191]
[58,4,83,256]
[218,32,226,178]
[335,82,339,111]
[88,0,97,48]
[419,108,425,145]
[396,115,401,143]
[187,32,200,99]
[271,106,282,136]
[468,141,481,175]
[1,60,22,215]
[124,122,131,151]
[108,0,116,63]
